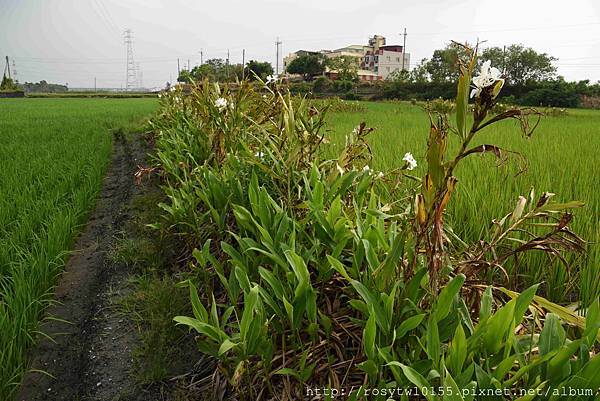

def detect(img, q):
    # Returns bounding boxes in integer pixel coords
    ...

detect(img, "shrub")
[149,46,595,399]
[332,79,354,93]
[312,76,332,93]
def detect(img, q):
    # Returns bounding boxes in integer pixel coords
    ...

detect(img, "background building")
[283,35,410,81]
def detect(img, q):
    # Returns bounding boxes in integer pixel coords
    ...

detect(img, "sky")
[1,0,600,89]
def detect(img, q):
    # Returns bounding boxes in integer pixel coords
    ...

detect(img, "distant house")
[283,35,410,81]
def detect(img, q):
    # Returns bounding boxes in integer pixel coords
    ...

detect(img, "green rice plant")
[0,98,157,399]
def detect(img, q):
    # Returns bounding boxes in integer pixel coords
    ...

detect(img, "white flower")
[157,93,162,99]
[255,151,265,158]
[470,60,503,98]
[170,85,177,92]
[377,171,384,178]
[336,163,345,175]
[215,97,228,111]
[362,165,371,173]
[352,126,360,135]
[265,75,278,84]
[402,152,417,170]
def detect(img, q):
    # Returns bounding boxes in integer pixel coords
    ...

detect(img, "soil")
[16,133,166,401]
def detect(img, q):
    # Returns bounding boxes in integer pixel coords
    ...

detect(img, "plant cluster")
[149,48,598,400]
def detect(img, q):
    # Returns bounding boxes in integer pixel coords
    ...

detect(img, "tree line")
[175,43,600,108]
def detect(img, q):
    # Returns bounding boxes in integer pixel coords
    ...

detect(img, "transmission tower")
[136,62,143,90]
[124,29,136,91]
[11,59,17,82]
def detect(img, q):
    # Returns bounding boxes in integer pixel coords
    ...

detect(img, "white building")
[283,35,410,81]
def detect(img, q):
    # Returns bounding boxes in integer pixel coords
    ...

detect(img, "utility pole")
[275,37,282,75]
[200,48,203,65]
[124,29,136,91]
[401,28,407,72]
[177,58,180,75]
[188,58,190,71]
[94,77,97,92]
[242,49,245,80]
[226,49,230,80]
[4,56,12,79]
[502,45,507,73]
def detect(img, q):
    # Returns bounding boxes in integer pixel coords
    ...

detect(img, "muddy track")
[17,133,149,401]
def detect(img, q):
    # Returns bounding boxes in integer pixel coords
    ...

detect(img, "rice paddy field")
[1,96,599,399]
[0,98,157,397]
[325,101,599,305]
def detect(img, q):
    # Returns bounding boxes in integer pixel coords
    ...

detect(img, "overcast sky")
[1,0,599,89]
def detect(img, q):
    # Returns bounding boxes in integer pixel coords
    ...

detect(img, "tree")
[286,54,326,81]
[0,75,18,91]
[244,60,274,81]
[326,56,359,82]
[480,44,557,85]
[409,59,430,83]
[178,58,243,83]
[424,44,471,83]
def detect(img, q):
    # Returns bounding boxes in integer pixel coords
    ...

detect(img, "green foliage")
[326,56,359,82]
[332,79,354,93]
[312,76,333,93]
[285,53,326,80]
[0,75,18,91]
[20,80,68,93]
[244,60,274,81]
[481,44,557,85]
[151,58,594,399]
[178,58,244,83]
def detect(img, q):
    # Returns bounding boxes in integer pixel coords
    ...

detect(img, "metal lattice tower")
[124,29,136,91]
[136,62,142,90]
[11,59,17,82]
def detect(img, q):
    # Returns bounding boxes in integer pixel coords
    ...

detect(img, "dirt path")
[17,133,150,401]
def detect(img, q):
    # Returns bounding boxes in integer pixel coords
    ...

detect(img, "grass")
[0,98,157,399]
[324,101,599,305]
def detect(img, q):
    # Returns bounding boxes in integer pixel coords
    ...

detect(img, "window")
[387,56,390,61]
[396,57,400,62]
[374,56,379,62]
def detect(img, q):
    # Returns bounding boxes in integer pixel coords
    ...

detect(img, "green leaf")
[456,69,469,140]
[583,299,600,344]
[539,313,566,356]
[427,314,441,369]
[447,324,467,375]
[218,339,237,355]
[187,280,208,323]
[396,314,426,339]
[363,309,377,360]
[240,286,260,344]
[483,299,515,355]
[514,284,538,324]
[479,286,493,322]
[436,274,465,322]
[357,359,379,380]
[173,316,226,343]
[443,369,465,401]
[547,339,580,382]
[397,363,435,401]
